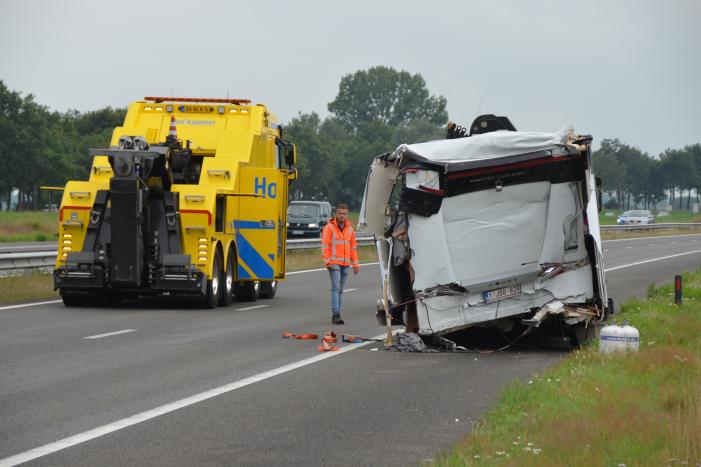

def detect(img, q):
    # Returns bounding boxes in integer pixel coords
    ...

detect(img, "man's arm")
[350,228,359,274]
[321,224,332,267]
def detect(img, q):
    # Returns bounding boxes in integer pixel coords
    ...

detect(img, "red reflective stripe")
[447,154,577,181]
[59,205,91,221]
[181,209,212,226]
[144,96,251,105]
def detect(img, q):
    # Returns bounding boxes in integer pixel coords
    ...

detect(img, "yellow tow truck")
[53,97,297,307]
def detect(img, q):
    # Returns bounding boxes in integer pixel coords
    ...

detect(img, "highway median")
[434,269,701,466]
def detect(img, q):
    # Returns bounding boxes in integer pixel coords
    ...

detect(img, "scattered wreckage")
[358,115,612,346]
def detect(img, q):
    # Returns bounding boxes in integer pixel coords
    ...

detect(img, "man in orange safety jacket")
[321,203,359,324]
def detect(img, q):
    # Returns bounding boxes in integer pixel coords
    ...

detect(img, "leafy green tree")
[328,66,448,135]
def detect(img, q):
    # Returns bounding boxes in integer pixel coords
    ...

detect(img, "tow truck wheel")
[60,290,85,307]
[259,280,277,299]
[203,252,222,309]
[234,280,259,302]
[218,250,234,306]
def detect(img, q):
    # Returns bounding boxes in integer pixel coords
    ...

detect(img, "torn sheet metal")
[359,117,609,336]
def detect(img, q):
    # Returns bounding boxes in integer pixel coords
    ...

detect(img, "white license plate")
[483,283,522,303]
[291,230,303,235]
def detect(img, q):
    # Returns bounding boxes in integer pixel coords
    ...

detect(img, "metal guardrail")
[4,224,701,273]
[0,234,378,272]
[600,223,701,231]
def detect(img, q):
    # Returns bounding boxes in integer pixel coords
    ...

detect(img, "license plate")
[483,283,522,303]
[291,230,303,235]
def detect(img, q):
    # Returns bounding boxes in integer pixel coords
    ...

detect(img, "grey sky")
[1,0,699,156]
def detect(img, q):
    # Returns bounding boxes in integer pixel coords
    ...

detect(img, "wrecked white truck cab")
[359,115,611,344]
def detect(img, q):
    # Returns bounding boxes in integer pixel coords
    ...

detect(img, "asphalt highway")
[1,234,700,466]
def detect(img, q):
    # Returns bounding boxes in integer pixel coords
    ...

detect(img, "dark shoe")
[332,315,344,325]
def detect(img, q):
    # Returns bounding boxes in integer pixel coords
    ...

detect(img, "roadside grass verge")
[0,271,58,304]
[435,271,701,466]
[0,211,59,243]
[0,246,378,306]
[601,227,701,241]
[599,210,701,225]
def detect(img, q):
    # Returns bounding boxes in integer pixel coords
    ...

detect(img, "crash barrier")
[0,234,377,273]
[3,224,699,272]
[600,222,701,231]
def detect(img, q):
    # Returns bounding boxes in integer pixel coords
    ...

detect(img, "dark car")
[287,201,332,237]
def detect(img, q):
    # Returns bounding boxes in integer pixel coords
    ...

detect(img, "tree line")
[0,80,125,210]
[1,68,699,211]
[593,139,701,210]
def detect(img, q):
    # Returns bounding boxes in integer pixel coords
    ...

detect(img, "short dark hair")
[336,203,348,211]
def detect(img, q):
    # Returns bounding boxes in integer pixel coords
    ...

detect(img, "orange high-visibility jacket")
[321,219,359,267]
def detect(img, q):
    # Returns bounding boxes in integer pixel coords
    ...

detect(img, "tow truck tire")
[202,252,222,309]
[60,290,85,307]
[259,280,277,299]
[218,249,234,306]
[234,280,259,302]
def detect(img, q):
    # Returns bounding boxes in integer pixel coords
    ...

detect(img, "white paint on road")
[344,288,358,292]
[0,331,391,467]
[625,246,633,249]
[0,300,62,311]
[235,304,270,311]
[605,249,701,272]
[83,329,138,340]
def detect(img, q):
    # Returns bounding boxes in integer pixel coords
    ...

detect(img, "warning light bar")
[144,96,252,105]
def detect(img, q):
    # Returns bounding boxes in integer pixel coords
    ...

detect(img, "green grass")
[599,209,701,225]
[0,211,59,242]
[435,271,701,466]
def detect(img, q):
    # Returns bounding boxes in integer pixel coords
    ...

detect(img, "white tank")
[620,321,640,352]
[599,320,640,353]
[599,323,623,353]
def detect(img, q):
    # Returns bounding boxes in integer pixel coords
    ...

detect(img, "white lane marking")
[605,249,701,272]
[625,246,633,249]
[0,331,390,467]
[235,304,270,311]
[671,241,678,244]
[83,329,138,340]
[648,244,656,246]
[0,300,62,311]
[603,233,701,243]
[344,288,358,292]
[286,262,379,275]
[603,249,608,252]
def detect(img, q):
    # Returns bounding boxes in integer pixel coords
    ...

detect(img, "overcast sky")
[1,0,699,156]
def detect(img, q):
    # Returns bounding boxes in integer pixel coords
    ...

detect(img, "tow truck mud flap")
[54,252,105,289]
[151,254,206,294]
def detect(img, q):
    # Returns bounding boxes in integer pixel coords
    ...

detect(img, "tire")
[259,280,277,299]
[218,249,234,306]
[60,290,85,307]
[234,280,259,302]
[202,252,222,309]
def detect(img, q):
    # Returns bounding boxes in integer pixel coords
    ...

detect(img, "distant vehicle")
[43,203,58,212]
[287,201,332,237]
[617,210,655,225]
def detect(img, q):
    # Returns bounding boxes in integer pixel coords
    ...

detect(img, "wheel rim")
[212,259,219,296]
[225,261,233,295]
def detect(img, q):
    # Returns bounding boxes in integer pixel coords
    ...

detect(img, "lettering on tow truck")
[254,177,277,199]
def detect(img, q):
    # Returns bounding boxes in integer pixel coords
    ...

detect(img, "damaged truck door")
[358,114,611,345]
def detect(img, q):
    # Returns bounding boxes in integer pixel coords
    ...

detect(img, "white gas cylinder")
[620,321,640,352]
[599,321,640,353]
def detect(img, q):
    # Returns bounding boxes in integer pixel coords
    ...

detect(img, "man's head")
[335,203,348,223]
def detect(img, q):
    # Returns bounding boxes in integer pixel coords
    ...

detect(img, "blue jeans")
[327,264,350,316]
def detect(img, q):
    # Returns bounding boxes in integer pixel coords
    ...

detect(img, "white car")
[617,210,655,225]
